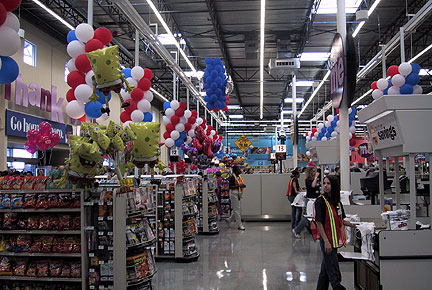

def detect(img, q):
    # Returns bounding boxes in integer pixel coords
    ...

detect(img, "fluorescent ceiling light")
[409,43,432,63]
[298,70,331,117]
[284,98,304,103]
[260,0,266,119]
[199,92,206,96]
[293,80,315,87]
[353,0,382,37]
[229,115,244,119]
[158,33,186,45]
[227,105,242,109]
[419,69,431,76]
[282,110,293,114]
[32,0,74,30]
[300,52,330,62]
[150,88,169,102]
[146,0,196,73]
[317,0,362,14]
[352,21,365,38]
[184,70,204,79]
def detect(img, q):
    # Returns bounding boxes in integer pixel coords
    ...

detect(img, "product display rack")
[198,178,219,234]
[219,178,231,219]
[0,188,86,289]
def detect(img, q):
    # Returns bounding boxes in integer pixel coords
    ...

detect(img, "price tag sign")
[270,153,276,159]
[276,145,286,153]
[170,148,179,156]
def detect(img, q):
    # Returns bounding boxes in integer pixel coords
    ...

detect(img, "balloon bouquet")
[25,122,61,154]
[0,0,21,84]
[203,57,229,111]
[169,159,188,174]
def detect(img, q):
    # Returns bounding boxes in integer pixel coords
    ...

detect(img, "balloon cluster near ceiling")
[203,57,229,112]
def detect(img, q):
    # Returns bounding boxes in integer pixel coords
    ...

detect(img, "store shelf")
[183,233,197,241]
[0,276,82,282]
[0,230,81,235]
[0,252,81,257]
[127,237,156,249]
[127,270,157,287]
[0,189,77,194]
[0,208,81,213]
[182,211,199,218]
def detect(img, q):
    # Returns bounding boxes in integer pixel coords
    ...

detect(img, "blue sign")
[6,109,68,143]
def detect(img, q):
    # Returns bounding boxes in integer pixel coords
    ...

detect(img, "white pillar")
[135,29,140,66]
[87,0,93,26]
[292,74,298,168]
[186,88,190,110]
[400,27,405,63]
[408,153,416,229]
[395,157,400,209]
[378,156,385,210]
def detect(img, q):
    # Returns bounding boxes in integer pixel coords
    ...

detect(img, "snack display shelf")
[0,190,78,194]
[126,270,157,287]
[0,276,82,282]
[127,237,157,249]
[198,178,220,234]
[0,208,81,213]
[183,211,199,218]
[180,252,200,260]
[0,252,81,257]
[0,230,81,235]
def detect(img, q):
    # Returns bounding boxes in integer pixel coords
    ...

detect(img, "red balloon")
[226,95,230,101]
[163,131,170,139]
[85,39,104,53]
[0,0,21,12]
[222,107,228,111]
[175,109,185,117]
[214,109,220,112]
[166,123,174,132]
[215,131,218,136]
[336,108,340,114]
[37,135,51,151]
[49,132,61,147]
[171,115,180,125]
[93,27,112,46]
[143,68,153,80]
[78,115,87,122]
[219,135,223,140]
[179,102,187,110]
[75,54,92,73]
[138,78,151,91]
[352,133,356,139]
[387,65,399,77]
[26,129,39,142]
[131,88,144,102]
[67,71,86,89]
[0,3,6,26]
[202,119,207,125]
[207,125,213,131]
[120,111,131,123]
[124,99,137,113]
[25,141,37,154]
[66,89,76,102]
[213,135,218,141]
[188,116,196,124]
[311,128,317,133]
[371,81,378,90]
[349,138,356,147]
[184,123,192,131]
[191,110,198,118]
[39,121,52,135]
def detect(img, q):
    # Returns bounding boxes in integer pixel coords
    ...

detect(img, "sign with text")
[234,135,252,152]
[358,142,373,158]
[251,147,272,155]
[330,33,344,108]
[170,148,179,156]
[367,112,402,150]
[6,109,68,143]
[276,144,286,153]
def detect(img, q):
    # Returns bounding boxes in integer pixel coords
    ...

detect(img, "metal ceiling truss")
[296,0,322,55]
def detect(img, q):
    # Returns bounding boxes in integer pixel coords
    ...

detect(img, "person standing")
[314,175,354,290]
[228,165,246,230]
[286,170,301,228]
[215,171,223,220]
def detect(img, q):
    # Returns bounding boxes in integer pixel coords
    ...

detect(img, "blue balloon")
[204,95,210,103]
[317,137,322,141]
[206,103,213,109]
[175,138,184,147]
[326,132,332,138]
[388,80,392,88]
[180,132,187,140]
[321,127,327,134]
[211,70,218,78]
[122,68,132,78]
[383,88,389,95]
[318,132,324,138]
[96,89,111,104]
[163,101,171,110]
[205,58,213,65]
[0,57,19,84]
[67,30,78,43]
[214,57,222,64]
[331,120,337,127]
[85,101,103,119]
[400,84,414,94]
[327,126,334,133]
[143,112,153,122]
[206,64,214,71]
[405,73,419,86]
[411,63,421,74]
[350,107,357,115]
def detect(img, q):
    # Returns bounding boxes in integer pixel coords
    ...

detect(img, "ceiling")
[18,0,432,133]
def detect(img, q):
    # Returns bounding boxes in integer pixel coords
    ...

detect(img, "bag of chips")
[60,263,71,277]
[13,258,28,276]
[36,260,49,277]
[49,261,63,277]
[26,261,37,276]
[3,212,18,230]
[29,236,43,253]
[27,215,40,230]
[40,235,54,253]
[58,215,71,231]
[70,262,81,278]
[0,256,12,275]
[23,193,37,208]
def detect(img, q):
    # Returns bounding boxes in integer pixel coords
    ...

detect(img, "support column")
[292,74,298,168]
[87,0,93,26]
[378,156,384,209]
[0,94,7,171]
[135,29,140,66]
[395,157,401,209]
[186,88,190,110]
[409,153,416,229]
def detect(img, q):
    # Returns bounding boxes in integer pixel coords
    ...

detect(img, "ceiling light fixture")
[146,0,196,73]
[229,115,244,119]
[293,80,316,87]
[353,0,382,38]
[260,0,266,119]
[32,0,74,30]
[300,52,330,62]
[284,98,304,103]
[316,0,362,14]
[298,70,331,117]
[227,105,242,109]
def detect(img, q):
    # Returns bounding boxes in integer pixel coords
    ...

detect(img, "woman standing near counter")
[228,165,246,230]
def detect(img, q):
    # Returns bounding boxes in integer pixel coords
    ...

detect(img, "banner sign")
[6,109,68,143]
[358,142,373,158]
[367,112,402,150]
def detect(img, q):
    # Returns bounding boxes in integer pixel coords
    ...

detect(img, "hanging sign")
[330,33,344,108]
[358,143,373,158]
[367,112,402,150]
[276,144,286,153]
[170,148,179,156]
[234,135,252,152]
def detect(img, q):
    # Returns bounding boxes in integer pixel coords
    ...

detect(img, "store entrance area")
[154,222,354,289]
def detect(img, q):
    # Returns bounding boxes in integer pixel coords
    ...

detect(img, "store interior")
[0,0,431,289]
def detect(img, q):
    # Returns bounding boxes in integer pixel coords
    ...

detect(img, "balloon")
[327,115,334,122]
[75,23,94,42]
[67,40,86,58]
[400,84,413,94]
[93,27,112,46]
[4,12,19,32]
[170,130,180,140]
[122,68,132,78]
[66,100,85,119]
[188,116,196,124]
[184,123,192,132]
[0,27,20,56]
[67,30,78,43]
[370,81,378,90]
[391,74,405,87]
[166,123,174,132]
[67,58,77,72]
[85,70,94,86]
[36,134,51,151]
[126,77,138,88]
[398,62,412,76]
[188,129,195,137]
[120,89,131,101]
[67,70,86,88]
[131,110,144,122]
[25,141,37,154]
[405,73,419,86]
[138,78,151,91]
[143,68,153,80]
[377,78,389,90]
[191,110,198,118]
[144,91,153,102]
[163,101,171,110]
[124,99,137,113]
[325,121,331,127]
[170,100,180,110]
[163,131,170,139]
[175,123,185,132]
[137,99,151,112]
[387,65,399,77]
[372,89,383,100]
[96,89,111,104]
[165,138,174,148]
[179,102,187,110]
[331,131,338,137]
[312,137,317,141]
[175,138,184,147]
[85,39,104,52]
[131,88,144,102]
[322,137,328,142]
[96,113,109,123]
[171,115,180,125]
[388,86,400,95]
[85,101,103,119]
[143,112,153,122]
[349,126,356,134]
[413,85,423,94]
[123,121,132,128]
[75,54,92,73]
[175,108,184,117]
[184,110,192,119]
[162,116,170,125]
[0,56,18,84]
[49,132,61,147]
[120,111,131,123]
[180,116,187,124]
[349,138,357,147]
[314,132,319,137]
[38,122,52,135]
[26,129,39,142]
[411,63,421,74]
[74,84,93,104]
[131,66,145,80]
[197,118,203,125]
[165,108,175,117]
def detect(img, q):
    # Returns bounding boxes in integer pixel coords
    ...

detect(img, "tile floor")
[153,222,354,290]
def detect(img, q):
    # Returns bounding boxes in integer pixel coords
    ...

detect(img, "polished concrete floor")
[154,222,354,290]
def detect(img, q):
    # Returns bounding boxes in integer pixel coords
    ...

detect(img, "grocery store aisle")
[153,222,354,290]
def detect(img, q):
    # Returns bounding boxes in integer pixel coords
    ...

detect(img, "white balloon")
[317,123,324,129]
[165,138,174,148]
[0,58,2,70]
[170,130,180,140]
[331,131,338,137]
[66,101,85,119]
[377,78,389,90]
[165,108,175,117]
[349,133,353,139]
[170,100,180,110]
[74,84,93,104]
[398,62,412,76]
[67,40,85,58]
[131,110,144,122]
[336,120,340,127]
[372,89,383,100]
[137,99,151,112]
[96,113,109,123]
[413,85,423,94]
[180,116,187,124]
[325,121,331,127]
[175,123,185,132]
[144,91,153,102]
[126,77,138,88]
[312,137,317,141]
[4,13,20,32]
[184,110,192,119]
[210,130,216,136]
[327,115,334,122]
[123,121,132,128]
[391,74,405,87]
[351,120,356,127]
[388,86,400,95]
[348,107,352,114]
[335,127,340,133]
[186,137,192,144]
[67,58,77,72]
[306,151,311,156]
[314,132,319,137]
[120,89,131,101]
[162,116,171,125]
[322,137,328,142]
[349,126,356,133]
[188,129,195,137]
[85,70,94,86]
[131,66,145,80]
[0,27,20,56]
[197,118,203,125]
[75,23,94,43]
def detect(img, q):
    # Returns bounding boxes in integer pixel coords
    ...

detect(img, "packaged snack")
[71,237,81,253]
[0,256,12,275]
[29,236,42,253]
[0,193,3,208]
[52,236,65,253]
[60,263,71,277]
[17,215,28,230]
[58,193,72,208]
[12,177,24,190]
[0,235,10,252]
[98,205,108,217]
[23,176,36,190]
[35,195,48,209]
[1,194,11,209]
[34,177,48,190]
[3,212,18,230]
[39,215,51,230]
[36,260,49,277]
[13,258,28,276]
[27,215,40,230]
[40,235,54,253]
[70,262,81,278]
[71,215,80,230]
[10,194,24,209]
[46,194,59,209]
[16,235,31,252]
[58,214,71,231]
[88,269,100,285]
[49,216,59,231]
[49,261,63,277]
[23,193,38,208]
[26,262,37,276]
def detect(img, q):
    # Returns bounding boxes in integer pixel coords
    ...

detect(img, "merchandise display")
[219,178,231,219]
[197,178,219,234]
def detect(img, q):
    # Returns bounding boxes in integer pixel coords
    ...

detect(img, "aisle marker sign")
[276,145,286,153]
[170,148,179,156]
[234,135,252,152]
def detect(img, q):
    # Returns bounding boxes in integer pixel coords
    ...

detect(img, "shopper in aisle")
[286,170,301,228]
[314,175,354,290]
[216,171,223,220]
[228,165,246,230]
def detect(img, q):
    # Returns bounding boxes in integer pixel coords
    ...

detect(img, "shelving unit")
[198,178,219,234]
[219,178,231,219]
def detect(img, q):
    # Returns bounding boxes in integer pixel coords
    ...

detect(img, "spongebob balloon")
[128,122,160,168]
